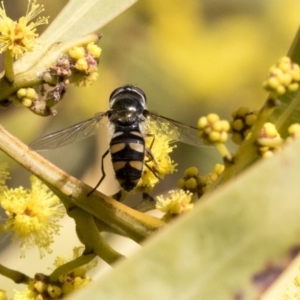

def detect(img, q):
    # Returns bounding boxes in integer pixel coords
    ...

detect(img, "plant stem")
[216,143,232,162]
[68,207,124,264]
[0,264,32,284]
[4,51,14,82]
[50,253,96,282]
[0,124,164,243]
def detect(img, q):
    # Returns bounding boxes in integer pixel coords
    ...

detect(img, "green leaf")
[41,0,137,44]
[14,0,137,73]
[70,137,300,299]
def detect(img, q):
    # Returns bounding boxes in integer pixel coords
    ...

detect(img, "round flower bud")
[69,47,85,59]
[75,58,88,71]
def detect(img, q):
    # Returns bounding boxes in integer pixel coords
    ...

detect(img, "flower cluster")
[262,56,300,96]
[68,42,101,86]
[53,247,97,295]
[198,113,232,161]
[16,87,37,107]
[50,56,72,78]
[0,176,65,258]
[202,164,225,188]
[0,0,49,59]
[230,107,258,145]
[0,1,102,116]
[13,40,102,116]
[156,189,194,221]
[257,122,283,158]
[177,167,199,191]
[49,42,101,87]
[177,164,224,198]
[134,118,177,193]
[12,247,96,299]
[255,121,300,158]
[198,113,230,145]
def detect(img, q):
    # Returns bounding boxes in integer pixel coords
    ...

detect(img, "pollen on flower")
[0,176,65,258]
[134,119,177,192]
[0,0,49,59]
[156,190,194,218]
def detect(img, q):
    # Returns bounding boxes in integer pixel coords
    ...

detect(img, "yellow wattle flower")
[0,0,49,59]
[156,189,194,215]
[0,176,65,258]
[134,118,178,192]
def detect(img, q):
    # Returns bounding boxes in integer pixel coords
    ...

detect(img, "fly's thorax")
[109,100,145,125]
[109,86,147,125]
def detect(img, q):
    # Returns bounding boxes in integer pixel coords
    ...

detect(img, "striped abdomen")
[110,125,145,191]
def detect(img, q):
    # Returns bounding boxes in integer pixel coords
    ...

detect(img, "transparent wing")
[30,112,107,150]
[147,111,204,147]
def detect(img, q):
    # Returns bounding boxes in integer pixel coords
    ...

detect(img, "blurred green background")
[0,0,300,196]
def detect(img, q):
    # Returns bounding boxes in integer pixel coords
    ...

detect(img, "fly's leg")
[147,132,155,150]
[144,153,160,178]
[144,133,160,179]
[87,149,109,196]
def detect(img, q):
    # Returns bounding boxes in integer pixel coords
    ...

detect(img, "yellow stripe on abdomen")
[110,143,126,154]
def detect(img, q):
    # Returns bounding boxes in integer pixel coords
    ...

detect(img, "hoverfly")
[30,85,203,194]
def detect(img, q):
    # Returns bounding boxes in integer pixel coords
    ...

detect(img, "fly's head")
[109,85,147,124]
